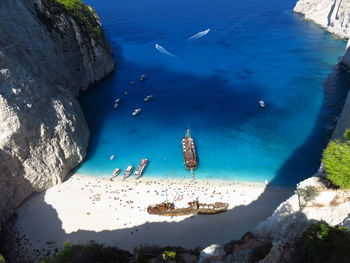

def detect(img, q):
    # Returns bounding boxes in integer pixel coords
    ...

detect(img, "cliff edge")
[294,0,350,66]
[0,0,114,227]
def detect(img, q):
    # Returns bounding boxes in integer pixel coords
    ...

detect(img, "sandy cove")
[11,174,292,260]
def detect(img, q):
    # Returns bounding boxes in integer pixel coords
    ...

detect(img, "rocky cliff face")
[294,0,350,67]
[0,0,114,227]
[294,0,350,38]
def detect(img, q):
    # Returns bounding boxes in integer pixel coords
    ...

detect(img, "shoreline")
[11,173,293,260]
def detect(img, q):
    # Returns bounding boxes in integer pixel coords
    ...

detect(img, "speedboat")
[109,154,115,160]
[140,74,146,81]
[123,165,134,179]
[115,98,121,103]
[144,95,154,102]
[111,168,121,178]
[114,103,119,109]
[130,81,136,85]
[132,108,142,116]
[258,100,265,108]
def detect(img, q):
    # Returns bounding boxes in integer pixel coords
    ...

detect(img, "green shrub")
[296,186,319,209]
[0,254,6,263]
[41,241,132,263]
[56,0,102,35]
[322,139,350,189]
[162,250,177,260]
[344,129,350,142]
[40,0,102,36]
[294,221,350,263]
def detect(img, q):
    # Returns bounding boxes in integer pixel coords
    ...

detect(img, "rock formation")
[0,0,114,228]
[294,0,350,67]
[294,0,350,38]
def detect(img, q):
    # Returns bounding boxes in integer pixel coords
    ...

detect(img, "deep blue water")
[77,0,349,186]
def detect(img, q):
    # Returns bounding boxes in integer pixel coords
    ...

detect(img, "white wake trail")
[187,28,210,41]
[155,44,178,58]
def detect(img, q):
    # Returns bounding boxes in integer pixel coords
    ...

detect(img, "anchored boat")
[140,74,146,81]
[147,200,228,216]
[123,165,134,179]
[144,95,154,102]
[182,129,198,170]
[111,168,121,179]
[135,158,148,179]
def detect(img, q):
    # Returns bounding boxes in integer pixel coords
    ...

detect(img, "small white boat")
[109,155,116,160]
[111,168,121,178]
[123,165,134,179]
[132,108,142,116]
[130,81,136,85]
[114,103,119,109]
[258,100,265,108]
[115,98,121,103]
[144,95,154,102]
[140,74,146,81]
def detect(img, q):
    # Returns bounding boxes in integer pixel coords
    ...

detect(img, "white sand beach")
[12,174,292,260]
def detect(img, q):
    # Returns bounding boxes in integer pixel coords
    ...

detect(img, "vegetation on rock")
[322,131,350,189]
[293,221,350,263]
[40,242,133,263]
[296,186,319,209]
[40,0,102,36]
[55,0,102,35]
[40,242,199,263]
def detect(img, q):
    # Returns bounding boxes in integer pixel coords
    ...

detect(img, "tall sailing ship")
[182,129,198,170]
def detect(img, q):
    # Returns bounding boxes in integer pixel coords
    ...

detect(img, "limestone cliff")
[294,0,350,66]
[0,0,114,227]
[294,0,350,38]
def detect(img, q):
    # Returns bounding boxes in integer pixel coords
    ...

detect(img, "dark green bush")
[162,250,177,260]
[293,221,350,263]
[56,0,102,35]
[344,129,350,142]
[41,241,132,263]
[40,0,102,36]
[322,139,350,189]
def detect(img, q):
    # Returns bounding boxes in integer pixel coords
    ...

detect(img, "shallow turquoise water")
[77,0,349,186]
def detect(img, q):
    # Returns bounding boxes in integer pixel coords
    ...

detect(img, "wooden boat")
[182,129,198,170]
[147,200,228,216]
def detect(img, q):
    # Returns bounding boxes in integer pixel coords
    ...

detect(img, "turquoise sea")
[77,0,350,186]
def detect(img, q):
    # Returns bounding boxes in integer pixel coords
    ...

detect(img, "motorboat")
[115,98,121,103]
[111,168,121,178]
[123,165,134,179]
[109,155,115,160]
[144,95,154,102]
[140,74,146,81]
[135,158,148,179]
[258,100,265,108]
[132,108,142,116]
[130,81,136,85]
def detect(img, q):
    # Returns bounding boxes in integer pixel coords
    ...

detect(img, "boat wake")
[187,28,210,41]
[155,44,178,58]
